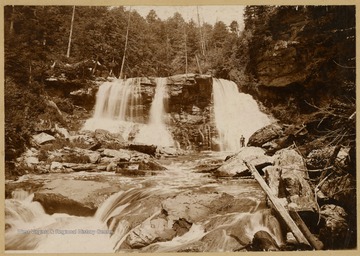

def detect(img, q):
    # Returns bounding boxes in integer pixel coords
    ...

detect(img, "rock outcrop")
[216,147,273,177]
[33,192,96,216]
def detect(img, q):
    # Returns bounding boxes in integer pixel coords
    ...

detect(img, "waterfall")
[92,78,142,122]
[212,78,271,152]
[134,78,175,147]
[83,77,174,147]
[82,78,142,139]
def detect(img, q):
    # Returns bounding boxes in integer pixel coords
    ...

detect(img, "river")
[5,152,283,253]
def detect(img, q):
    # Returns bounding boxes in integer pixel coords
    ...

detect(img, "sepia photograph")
[2,1,357,254]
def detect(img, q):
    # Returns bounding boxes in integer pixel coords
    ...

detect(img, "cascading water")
[134,77,175,147]
[5,156,285,253]
[212,78,271,151]
[83,77,174,147]
[82,78,142,139]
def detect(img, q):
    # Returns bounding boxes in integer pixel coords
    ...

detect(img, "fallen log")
[289,210,324,250]
[244,161,312,248]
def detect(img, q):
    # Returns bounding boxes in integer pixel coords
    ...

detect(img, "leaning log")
[244,161,311,248]
[289,210,324,250]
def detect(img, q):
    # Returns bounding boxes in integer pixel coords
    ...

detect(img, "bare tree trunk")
[197,6,205,56]
[120,7,131,79]
[195,54,202,74]
[166,34,170,76]
[184,26,188,76]
[9,5,15,35]
[66,6,76,58]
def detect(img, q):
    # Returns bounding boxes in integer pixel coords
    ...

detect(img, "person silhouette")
[240,135,245,147]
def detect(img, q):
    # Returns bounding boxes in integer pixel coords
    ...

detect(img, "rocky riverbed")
[5,118,357,251]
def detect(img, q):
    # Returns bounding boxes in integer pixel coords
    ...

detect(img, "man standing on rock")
[240,135,245,147]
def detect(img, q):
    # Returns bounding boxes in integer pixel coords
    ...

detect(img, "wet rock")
[116,159,166,176]
[101,149,131,160]
[200,228,242,252]
[32,132,56,145]
[85,151,101,164]
[50,161,66,173]
[33,192,96,216]
[138,159,167,171]
[110,196,168,251]
[128,144,157,156]
[66,163,97,172]
[157,146,178,156]
[248,123,283,147]
[216,147,273,177]
[162,192,220,223]
[195,158,224,173]
[251,230,280,251]
[319,204,349,249]
[173,218,192,236]
[125,217,176,249]
[95,129,125,145]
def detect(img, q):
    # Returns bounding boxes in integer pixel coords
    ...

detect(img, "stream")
[5,152,283,253]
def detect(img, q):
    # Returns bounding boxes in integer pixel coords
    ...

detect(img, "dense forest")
[4,5,356,162]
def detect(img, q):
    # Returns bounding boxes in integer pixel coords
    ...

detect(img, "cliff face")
[135,75,216,150]
[240,6,356,139]
[247,6,355,91]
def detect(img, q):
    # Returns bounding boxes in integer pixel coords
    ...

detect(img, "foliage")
[4,5,356,158]
[4,79,46,160]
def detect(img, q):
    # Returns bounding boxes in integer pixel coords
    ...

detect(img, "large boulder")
[33,192,96,216]
[116,159,167,176]
[94,129,125,145]
[251,230,280,251]
[273,148,306,169]
[32,132,56,145]
[216,147,273,177]
[128,144,157,157]
[124,217,176,249]
[268,149,317,212]
[247,123,283,147]
[161,192,220,223]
